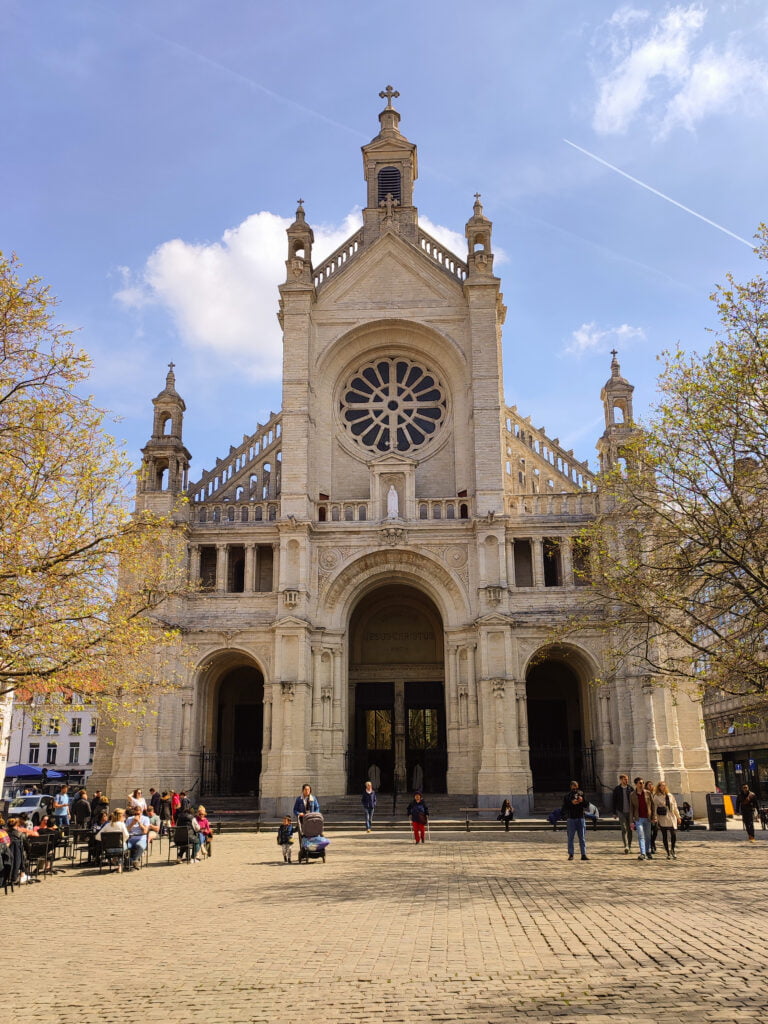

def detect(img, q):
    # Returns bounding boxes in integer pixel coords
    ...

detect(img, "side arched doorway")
[200,658,264,797]
[348,585,446,794]
[526,653,593,792]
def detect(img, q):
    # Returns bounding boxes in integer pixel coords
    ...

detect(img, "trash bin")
[706,792,727,831]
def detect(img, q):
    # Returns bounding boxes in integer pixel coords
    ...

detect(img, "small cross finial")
[168,361,175,373]
[379,85,400,108]
[610,349,618,359]
[297,198,304,208]
[474,192,482,202]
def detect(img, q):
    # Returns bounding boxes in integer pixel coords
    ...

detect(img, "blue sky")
[3,1,767,482]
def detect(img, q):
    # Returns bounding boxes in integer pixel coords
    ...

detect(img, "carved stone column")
[179,693,194,752]
[467,642,479,726]
[560,536,573,587]
[280,680,296,750]
[531,538,544,588]
[311,646,322,727]
[515,680,529,750]
[215,543,226,593]
[244,544,256,593]
[189,544,201,587]
[505,540,516,588]
[447,645,459,728]
[642,679,663,778]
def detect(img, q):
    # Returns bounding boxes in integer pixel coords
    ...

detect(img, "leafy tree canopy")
[573,225,768,700]
[0,253,188,718]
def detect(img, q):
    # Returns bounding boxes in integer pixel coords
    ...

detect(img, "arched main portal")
[348,584,446,794]
[200,656,264,797]
[526,653,592,792]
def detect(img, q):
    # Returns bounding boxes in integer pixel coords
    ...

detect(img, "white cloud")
[594,4,706,134]
[661,44,768,132]
[592,3,768,137]
[564,322,645,357]
[116,209,480,379]
[608,6,650,30]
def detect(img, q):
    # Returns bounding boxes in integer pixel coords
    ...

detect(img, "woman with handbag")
[651,781,681,860]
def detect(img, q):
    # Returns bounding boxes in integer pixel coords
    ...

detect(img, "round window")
[340,358,447,454]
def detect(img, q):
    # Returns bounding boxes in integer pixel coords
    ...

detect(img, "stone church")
[95,90,713,815]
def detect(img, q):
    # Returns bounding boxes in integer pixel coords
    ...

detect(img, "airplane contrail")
[148,30,367,141]
[564,139,753,248]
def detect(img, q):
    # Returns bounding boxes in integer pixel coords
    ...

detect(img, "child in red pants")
[407,792,429,843]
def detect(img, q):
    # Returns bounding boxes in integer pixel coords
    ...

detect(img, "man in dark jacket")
[562,781,589,861]
[735,784,759,842]
[71,790,91,828]
[612,774,634,854]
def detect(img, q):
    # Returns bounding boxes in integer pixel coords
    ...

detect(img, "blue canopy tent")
[4,764,65,779]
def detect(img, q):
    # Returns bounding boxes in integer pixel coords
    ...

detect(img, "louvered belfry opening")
[377,166,401,204]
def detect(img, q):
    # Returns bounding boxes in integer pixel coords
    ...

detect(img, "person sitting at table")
[96,809,130,871]
[14,813,37,837]
[145,807,161,849]
[174,800,202,861]
[87,811,109,865]
[196,805,213,858]
[125,808,150,869]
[36,816,60,873]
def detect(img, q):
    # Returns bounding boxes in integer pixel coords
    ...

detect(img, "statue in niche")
[387,484,399,519]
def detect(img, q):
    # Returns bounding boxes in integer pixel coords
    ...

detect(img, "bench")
[458,807,500,832]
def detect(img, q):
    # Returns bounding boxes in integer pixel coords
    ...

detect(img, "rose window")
[340,358,447,453]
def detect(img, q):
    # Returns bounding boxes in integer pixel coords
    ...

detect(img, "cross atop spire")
[379,84,400,108]
[474,192,482,202]
[610,349,618,359]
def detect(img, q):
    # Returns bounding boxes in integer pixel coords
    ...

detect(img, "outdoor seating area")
[0,814,211,893]
[1,786,216,893]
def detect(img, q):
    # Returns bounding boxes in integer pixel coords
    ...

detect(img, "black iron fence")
[199,749,261,797]
[529,742,596,792]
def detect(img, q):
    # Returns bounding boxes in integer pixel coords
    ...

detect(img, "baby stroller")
[297,811,329,864]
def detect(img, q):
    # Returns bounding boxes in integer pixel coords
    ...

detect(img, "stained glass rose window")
[340,358,447,453]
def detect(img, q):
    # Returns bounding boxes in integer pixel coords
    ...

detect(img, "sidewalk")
[6,827,766,1023]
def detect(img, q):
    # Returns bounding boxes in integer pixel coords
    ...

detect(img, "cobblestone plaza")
[8,827,766,1023]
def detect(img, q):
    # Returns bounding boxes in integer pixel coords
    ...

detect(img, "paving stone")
[4,828,767,1023]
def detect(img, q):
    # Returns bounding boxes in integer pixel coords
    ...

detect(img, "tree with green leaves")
[571,225,768,703]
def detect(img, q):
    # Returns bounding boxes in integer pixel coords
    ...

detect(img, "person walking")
[612,774,634,854]
[562,781,589,861]
[292,784,320,820]
[361,781,377,832]
[651,781,681,859]
[277,816,294,863]
[735,784,759,842]
[407,792,429,844]
[630,778,655,861]
[644,780,658,853]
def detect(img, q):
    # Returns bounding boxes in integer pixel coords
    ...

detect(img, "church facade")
[95,92,713,814]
